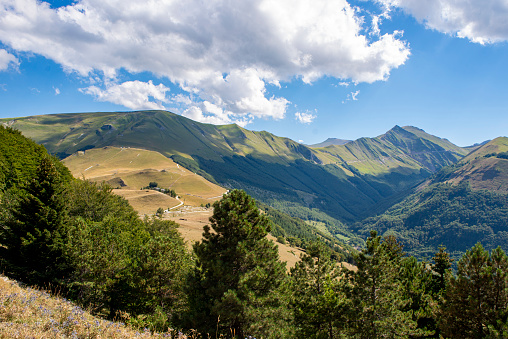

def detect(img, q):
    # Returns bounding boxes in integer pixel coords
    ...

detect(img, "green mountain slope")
[1,111,469,243]
[356,138,508,261]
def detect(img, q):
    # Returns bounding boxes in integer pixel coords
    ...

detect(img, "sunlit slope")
[429,137,508,192]
[63,147,227,212]
[314,125,468,175]
[355,137,508,261]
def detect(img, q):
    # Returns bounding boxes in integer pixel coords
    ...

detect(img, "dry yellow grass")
[113,189,181,215]
[63,147,227,205]
[0,275,185,338]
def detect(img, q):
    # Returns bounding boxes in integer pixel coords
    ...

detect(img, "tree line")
[2,125,508,338]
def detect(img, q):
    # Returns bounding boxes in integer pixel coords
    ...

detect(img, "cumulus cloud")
[81,80,170,110]
[0,49,18,71]
[377,0,508,44]
[295,111,317,124]
[0,0,411,123]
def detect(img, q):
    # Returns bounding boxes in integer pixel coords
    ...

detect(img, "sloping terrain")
[0,275,172,338]
[63,146,227,214]
[62,146,337,265]
[2,111,470,241]
[434,137,508,192]
[356,137,508,262]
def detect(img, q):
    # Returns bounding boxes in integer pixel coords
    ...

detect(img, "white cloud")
[295,111,317,124]
[342,90,360,103]
[81,80,170,110]
[0,0,411,123]
[377,0,508,44]
[54,87,60,95]
[0,49,18,71]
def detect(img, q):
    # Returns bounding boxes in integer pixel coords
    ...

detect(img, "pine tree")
[188,189,289,338]
[1,156,69,284]
[439,243,508,338]
[290,243,345,339]
[344,231,419,338]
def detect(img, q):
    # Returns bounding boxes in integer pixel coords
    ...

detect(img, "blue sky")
[0,0,507,147]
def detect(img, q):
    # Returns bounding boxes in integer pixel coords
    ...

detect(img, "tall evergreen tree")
[439,243,508,338]
[187,189,290,338]
[344,231,419,338]
[0,156,69,284]
[290,243,345,339]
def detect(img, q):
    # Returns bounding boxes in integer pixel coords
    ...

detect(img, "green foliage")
[343,231,423,338]
[64,182,191,327]
[290,243,345,338]
[0,127,192,331]
[0,125,51,191]
[188,189,291,338]
[356,182,508,262]
[130,217,192,330]
[66,179,139,223]
[1,156,71,285]
[149,181,158,188]
[262,203,354,260]
[439,244,508,338]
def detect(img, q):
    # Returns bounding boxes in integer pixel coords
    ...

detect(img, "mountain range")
[2,110,507,259]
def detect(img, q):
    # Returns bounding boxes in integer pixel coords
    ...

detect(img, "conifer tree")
[431,246,452,295]
[1,156,69,284]
[188,189,289,338]
[290,243,345,339]
[344,231,419,338]
[439,243,508,338]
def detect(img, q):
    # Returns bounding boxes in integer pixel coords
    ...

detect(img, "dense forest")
[356,182,508,262]
[3,125,508,338]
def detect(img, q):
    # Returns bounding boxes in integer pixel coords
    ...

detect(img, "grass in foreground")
[0,274,189,339]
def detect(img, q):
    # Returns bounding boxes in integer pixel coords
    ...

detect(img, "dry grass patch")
[113,189,181,216]
[63,147,227,207]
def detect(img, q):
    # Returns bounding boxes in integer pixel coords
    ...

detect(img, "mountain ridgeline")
[3,110,507,258]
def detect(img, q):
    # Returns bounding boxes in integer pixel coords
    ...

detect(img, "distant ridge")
[308,138,351,148]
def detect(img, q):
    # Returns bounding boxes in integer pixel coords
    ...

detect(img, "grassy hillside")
[0,275,175,338]
[2,111,470,240]
[424,137,508,192]
[355,182,508,263]
[63,146,227,214]
[61,145,344,260]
